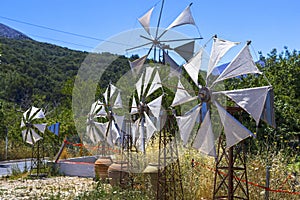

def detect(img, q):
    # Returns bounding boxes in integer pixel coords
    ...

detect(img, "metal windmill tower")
[20,106,47,177]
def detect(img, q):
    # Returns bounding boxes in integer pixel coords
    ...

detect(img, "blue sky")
[1,0,300,57]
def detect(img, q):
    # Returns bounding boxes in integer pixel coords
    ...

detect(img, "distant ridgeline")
[0,23,32,40]
[0,23,130,108]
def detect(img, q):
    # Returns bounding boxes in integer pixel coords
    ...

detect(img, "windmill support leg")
[157,115,184,200]
[213,134,249,200]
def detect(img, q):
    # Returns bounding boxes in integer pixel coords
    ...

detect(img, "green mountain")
[0,36,88,107]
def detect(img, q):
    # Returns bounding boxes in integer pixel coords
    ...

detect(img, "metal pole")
[141,116,146,154]
[5,127,8,160]
[228,146,234,200]
[265,166,270,200]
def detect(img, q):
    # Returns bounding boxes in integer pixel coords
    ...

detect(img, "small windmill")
[100,83,124,152]
[86,100,106,154]
[130,66,163,153]
[20,106,47,177]
[86,83,124,155]
[171,36,275,199]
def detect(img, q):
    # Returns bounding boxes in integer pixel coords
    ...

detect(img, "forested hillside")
[0,36,131,159]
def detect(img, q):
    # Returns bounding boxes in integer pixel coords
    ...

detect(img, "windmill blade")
[107,122,120,147]
[207,37,239,80]
[110,84,117,98]
[214,101,254,148]
[166,3,195,30]
[28,129,43,145]
[22,129,29,143]
[156,3,196,41]
[163,51,182,78]
[143,67,155,95]
[113,91,123,109]
[192,110,216,157]
[33,123,47,133]
[96,121,109,137]
[215,86,270,126]
[86,122,104,144]
[20,119,25,128]
[136,72,144,100]
[22,108,30,122]
[30,107,45,120]
[171,79,197,107]
[136,127,143,152]
[183,48,203,86]
[213,43,262,85]
[146,71,162,97]
[90,100,103,116]
[103,86,109,104]
[144,112,157,142]
[174,41,195,61]
[131,95,139,115]
[147,95,163,119]
[113,114,124,131]
[131,119,140,145]
[176,105,201,145]
[127,41,153,52]
[97,105,107,118]
[261,87,276,128]
[138,6,155,35]
[129,55,148,75]
[29,106,39,119]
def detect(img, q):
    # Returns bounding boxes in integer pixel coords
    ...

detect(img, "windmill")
[125,1,203,198]
[171,36,275,199]
[86,100,106,154]
[130,66,163,153]
[99,83,124,151]
[20,106,47,177]
[86,83,124,155]
[127,0,201,75]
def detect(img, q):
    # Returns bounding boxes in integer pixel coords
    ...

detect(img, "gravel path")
[0,176,98,199]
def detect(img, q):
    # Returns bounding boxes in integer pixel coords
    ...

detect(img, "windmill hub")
[87,117,95,126]
[198,87,211,102]
[25,122,31,128]
[153,39,159,45]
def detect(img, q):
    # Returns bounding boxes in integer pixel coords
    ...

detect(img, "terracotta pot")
[108,161,128,187]
[94,157,112,180]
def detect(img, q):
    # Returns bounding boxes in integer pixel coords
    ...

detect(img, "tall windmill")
[171,36,275,199]
[20,106,47,177]
[126,1,201,198]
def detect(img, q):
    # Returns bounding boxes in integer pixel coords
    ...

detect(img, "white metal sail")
[20,106,46,145]
[138,7,155,35]
[183,48,203,86]
[127,2,199,73]
[207,37,239,79]
[171,79,197,107]
[130,67,163,152]
[86,100,105,144]
[166,3,195,30]
[172,38,272,157]
[88,83,124,147]
[213,43,262,85]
